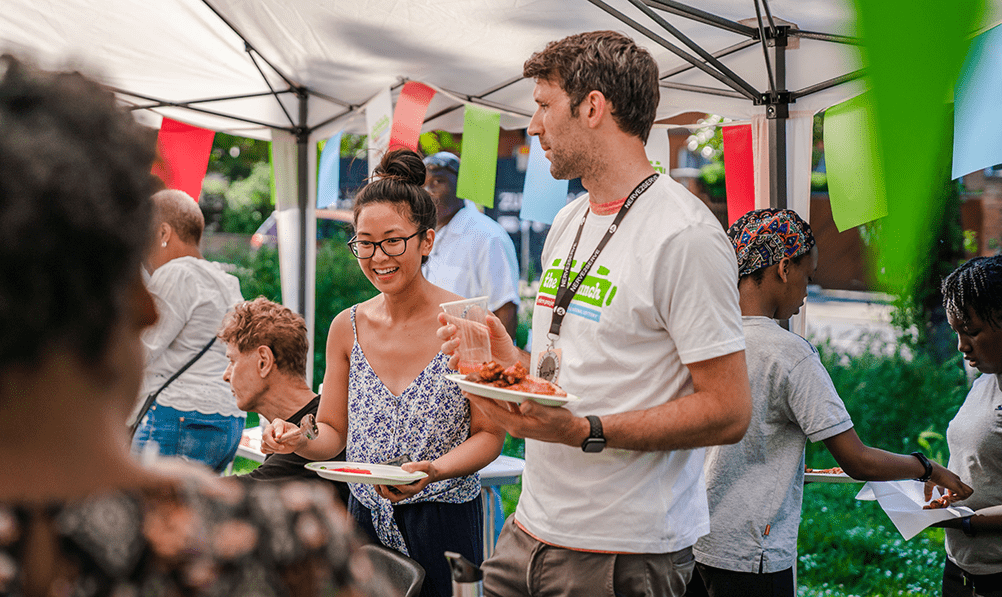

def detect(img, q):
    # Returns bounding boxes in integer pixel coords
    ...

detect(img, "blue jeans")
[132,403,244,473]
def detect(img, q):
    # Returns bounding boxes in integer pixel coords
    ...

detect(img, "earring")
[162,241,167,248]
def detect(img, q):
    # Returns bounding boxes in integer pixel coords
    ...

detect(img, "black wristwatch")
[911,451,933,483]
[581,415,606,453]
[961,515,977,537]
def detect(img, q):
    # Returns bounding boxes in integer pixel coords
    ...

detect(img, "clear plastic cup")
[440,296,491,374]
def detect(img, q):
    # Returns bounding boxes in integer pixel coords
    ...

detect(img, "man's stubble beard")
[548,143,596,182]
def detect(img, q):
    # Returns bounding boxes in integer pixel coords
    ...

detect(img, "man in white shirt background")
[132,189,246,472]
[423,152,521,338]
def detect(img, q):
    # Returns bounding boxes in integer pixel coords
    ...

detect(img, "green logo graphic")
[539,258,618,308]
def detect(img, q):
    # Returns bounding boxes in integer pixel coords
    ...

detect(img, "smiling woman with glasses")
[262,148,505,597]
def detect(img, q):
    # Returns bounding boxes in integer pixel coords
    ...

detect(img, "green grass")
[229,455,262,475]
[797,483,946,596]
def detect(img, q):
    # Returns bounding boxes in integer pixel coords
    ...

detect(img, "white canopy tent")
[4,0,1000,360]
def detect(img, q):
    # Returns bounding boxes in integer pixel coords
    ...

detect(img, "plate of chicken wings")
[444,361,580,407]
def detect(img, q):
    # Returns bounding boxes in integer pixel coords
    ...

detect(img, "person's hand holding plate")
[375,460,438,503]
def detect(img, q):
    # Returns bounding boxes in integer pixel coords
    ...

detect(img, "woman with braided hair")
[934,255,1002,596]
[686,209,971,597]
[263,149,505,597]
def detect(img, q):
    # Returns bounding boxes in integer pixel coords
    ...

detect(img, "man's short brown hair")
[218,297,309,378]
[523,30,660,142]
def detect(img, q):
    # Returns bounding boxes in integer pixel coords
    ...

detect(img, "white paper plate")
[805,471,859,483]
[305,462,427,485]
[444,373,581,407]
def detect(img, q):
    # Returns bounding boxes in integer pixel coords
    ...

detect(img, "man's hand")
[261,418,307,454]
[465,392,589,447]
[493,301,518,340]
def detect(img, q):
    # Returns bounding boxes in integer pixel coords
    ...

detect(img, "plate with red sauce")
[444,373,581,407]
[305,462,427,485]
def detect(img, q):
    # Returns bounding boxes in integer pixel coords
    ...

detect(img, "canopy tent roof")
[4,0,968,140]
[5,0,1000,367]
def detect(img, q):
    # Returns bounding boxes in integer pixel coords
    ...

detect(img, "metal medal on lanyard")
[537,173,659,382]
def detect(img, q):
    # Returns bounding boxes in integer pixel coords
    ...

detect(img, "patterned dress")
[0,475,387,596]
[345,305,481,556]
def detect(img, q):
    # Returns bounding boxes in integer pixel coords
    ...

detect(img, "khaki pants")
[483,516,695,597]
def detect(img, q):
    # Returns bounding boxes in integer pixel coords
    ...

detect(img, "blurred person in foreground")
[438,31,752,597]
[934,255,1002,597]
[0,54,386,595]
[685,209,971,597]
[219,296,351,504]
[422,151,521,338]
[131,188,246,472]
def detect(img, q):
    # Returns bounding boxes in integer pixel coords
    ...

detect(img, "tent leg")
[296,91,309,316]
[764,26,791,332]
[767,37,788,210]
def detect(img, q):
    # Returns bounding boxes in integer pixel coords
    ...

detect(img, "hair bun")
[374,149,426,187]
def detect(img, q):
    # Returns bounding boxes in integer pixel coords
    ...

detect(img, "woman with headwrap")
[685,209,971,597]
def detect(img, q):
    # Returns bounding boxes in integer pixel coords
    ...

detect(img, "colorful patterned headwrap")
[727,208,816,277]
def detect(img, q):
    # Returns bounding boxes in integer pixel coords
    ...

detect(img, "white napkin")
[856,480,974,540]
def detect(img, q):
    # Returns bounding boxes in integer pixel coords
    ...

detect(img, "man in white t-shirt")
[423,152,520,338]
[437,30,753,597]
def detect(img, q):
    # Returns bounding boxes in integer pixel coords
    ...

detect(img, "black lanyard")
[548,173,659,337]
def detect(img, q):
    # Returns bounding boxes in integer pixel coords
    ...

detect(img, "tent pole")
[766,29,788,211]
[765,27,789,332]
[296,89,309,317]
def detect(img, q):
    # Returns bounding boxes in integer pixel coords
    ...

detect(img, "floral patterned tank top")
[346,305,480,555]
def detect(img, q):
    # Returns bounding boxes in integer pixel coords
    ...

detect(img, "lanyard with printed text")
[547,172,659,339]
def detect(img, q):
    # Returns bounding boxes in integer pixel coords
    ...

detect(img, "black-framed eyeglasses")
[347,230,426,259]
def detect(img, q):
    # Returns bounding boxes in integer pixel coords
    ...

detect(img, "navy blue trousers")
[349,494,483,597]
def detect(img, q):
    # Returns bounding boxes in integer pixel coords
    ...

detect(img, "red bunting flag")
[389,82,436,152]
[722,124,755,225]
[151,118,216,202]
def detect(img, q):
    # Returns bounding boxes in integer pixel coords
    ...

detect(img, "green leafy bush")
[313,233,379,388]
[806,338,969,469]
[220,162,274,234]
[797,338,971,596]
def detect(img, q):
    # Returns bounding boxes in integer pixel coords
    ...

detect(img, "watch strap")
[581,415,605,452]
[961,515,976,537]
[911,451,933,483]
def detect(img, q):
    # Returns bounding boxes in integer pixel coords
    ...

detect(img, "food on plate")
[804,466,845,474]
[923,494,958,510]
[331,467,372,474]
[463,361,567,397]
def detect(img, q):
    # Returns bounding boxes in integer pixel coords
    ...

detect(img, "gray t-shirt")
[693,316,853,573]
[945,373,1002,575]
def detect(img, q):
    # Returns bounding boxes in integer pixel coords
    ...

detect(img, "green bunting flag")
[823,93,887,233]
[852,0,983,294]
[456,104,500,208]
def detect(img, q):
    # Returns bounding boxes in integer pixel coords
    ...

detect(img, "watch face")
[582,438,605,453]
